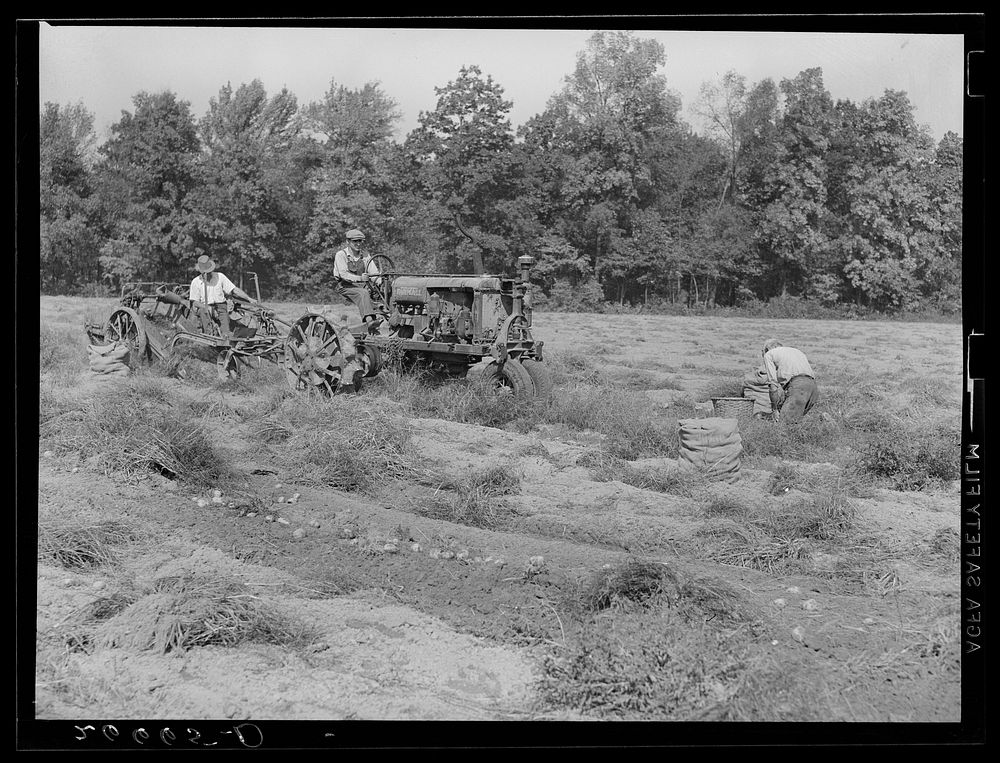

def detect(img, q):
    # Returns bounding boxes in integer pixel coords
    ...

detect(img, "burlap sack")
[88,343,131,376]
[677,417,742,483]
[743,367,775,416]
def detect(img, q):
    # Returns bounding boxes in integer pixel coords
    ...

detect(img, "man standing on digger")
[189,254,258,337]
[332,229,384,335]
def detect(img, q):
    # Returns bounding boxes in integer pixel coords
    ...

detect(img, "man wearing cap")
[761,339,818,423]
[332,229,382,334]
[189,255,257,337]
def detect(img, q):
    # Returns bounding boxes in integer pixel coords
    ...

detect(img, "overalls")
[333,250,376,322]
[196,275,231,337]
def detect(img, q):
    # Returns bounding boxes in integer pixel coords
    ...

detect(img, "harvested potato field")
[32,295,964,733]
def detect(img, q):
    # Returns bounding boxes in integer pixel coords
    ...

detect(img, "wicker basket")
[711,396,755,423]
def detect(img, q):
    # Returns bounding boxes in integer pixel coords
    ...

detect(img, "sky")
[35,22,967,144]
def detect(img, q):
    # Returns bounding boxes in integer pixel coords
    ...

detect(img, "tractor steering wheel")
[366,254,395,314]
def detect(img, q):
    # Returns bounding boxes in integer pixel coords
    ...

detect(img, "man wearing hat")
[761,338,818,423]
[189,255,257,337]
[332,229,382,334]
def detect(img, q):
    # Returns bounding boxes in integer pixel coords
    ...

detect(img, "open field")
[33,295,962,726]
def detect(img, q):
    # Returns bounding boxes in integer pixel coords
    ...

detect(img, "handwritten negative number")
[73,723,262,748]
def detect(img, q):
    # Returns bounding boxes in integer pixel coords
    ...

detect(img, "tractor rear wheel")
[482,360,535,400]
[284,314,357,396]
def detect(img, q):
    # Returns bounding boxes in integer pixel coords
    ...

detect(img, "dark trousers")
[334,280,375,321]
[194,302,230,336]
[777,375,818,423]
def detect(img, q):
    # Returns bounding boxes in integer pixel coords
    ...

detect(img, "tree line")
[39,31,962,315]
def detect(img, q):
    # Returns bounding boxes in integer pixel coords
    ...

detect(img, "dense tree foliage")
[38,32,962,314]
[191,80,302,291]
[92,91,202,283]
[40,102,101,291]
[299,80,405,289]
[404,65,520,274]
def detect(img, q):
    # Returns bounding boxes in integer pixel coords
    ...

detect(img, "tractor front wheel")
[482,360,535,400]
[358,343,383,378]
[520,359,553,402]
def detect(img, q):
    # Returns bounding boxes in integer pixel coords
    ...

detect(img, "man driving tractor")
[332,229,384,335]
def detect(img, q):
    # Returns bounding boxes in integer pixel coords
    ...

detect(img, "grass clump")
[697,522,806,573]
[538,617,679,716]
[40,326,85,376]
[546,350,603,386]
[371,366,530,430]
[696,488,859,573]
[771,492,857,541]
[92,575,317,654]
[708,652,840,721]
[86,591,139,621]
[421,462,522,529]
[377,337,411,372]
[577,559,680,613]
[59,591,144,654]
[186,393,243,422]
[843,406,903,434]
[740,415,844,463]
[39,380,236,486]
[701,378,746,400]
[537,564,767,719]
[413,376,526,429]
[925,526,960,560]
[545,384,674,459]
[854,424,958,490]
[620,465,697,494]
[576,449,627,481]
[38,519,144,570]
[248,417,293,444]
[39,384,80,429]
[272,397,412,492]
[703,494,753,519]
[579,449,703,496]
[618,369,683,391]
[241,386,296,418]
[765,464,799,495]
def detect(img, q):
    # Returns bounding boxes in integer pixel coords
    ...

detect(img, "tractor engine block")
[387,275,511,344]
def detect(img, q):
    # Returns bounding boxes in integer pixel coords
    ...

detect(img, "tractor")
[351,254,551,400]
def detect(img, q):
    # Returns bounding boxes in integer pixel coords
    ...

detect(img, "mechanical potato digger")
[85,255,551,400]
[84,275,366,394]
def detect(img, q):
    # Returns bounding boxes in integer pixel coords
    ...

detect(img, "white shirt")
[190,272,236,304]
[763,346,815,386]
[333,246,379,283]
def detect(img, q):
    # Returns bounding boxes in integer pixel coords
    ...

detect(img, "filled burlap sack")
[677,416,742,483]
[92,365,131,377]
[88,343,131,376]
[743,367,775,416]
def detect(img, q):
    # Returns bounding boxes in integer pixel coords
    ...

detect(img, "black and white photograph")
[19,16,985,748]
